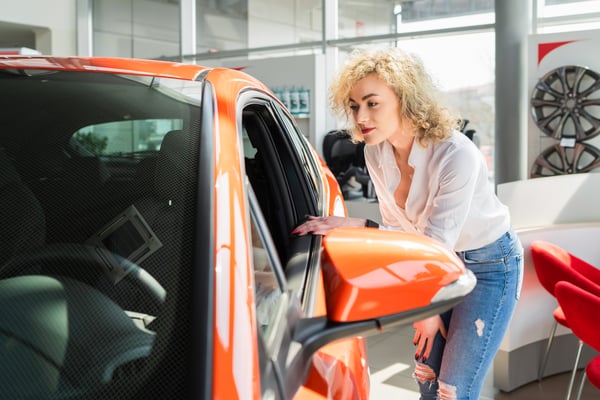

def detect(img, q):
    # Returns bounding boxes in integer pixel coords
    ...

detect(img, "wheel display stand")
[530,64,600,177]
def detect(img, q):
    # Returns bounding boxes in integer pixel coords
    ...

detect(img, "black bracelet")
[365,219,379,228]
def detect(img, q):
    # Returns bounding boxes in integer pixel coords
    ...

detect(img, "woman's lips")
[361,127,374,135]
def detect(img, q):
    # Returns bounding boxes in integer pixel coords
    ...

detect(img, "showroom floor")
[367,326,598,399]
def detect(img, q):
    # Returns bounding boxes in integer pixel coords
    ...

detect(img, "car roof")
[0,55,273,155]
[0,55,270,90]
[0,55,210,80]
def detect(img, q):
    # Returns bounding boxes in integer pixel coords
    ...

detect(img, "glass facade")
[89,0,600,59]
[197,0,248,52]
[93,0,180,59]
[88,0,600,183]
[249,0,321,48]
[336,0,495,39]
[536,0,600,33]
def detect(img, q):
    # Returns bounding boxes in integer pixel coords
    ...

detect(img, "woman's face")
[348,73,405,146]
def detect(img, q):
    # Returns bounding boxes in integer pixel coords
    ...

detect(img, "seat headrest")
[154,130,187,201]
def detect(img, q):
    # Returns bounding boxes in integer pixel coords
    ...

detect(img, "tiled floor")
[367,326,598,399]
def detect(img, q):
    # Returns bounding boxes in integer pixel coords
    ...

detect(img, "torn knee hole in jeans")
[414,364,458,400]
[438,380,458,400]
[414,362,436,384]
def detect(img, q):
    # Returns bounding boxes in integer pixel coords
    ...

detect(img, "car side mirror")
[285,227,476,397]
[321,227,474,323]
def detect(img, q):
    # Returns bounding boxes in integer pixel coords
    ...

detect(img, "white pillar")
[180,0,196,62]
[320,0,339,156]
[76,0,93,56]
[495,0,532,184]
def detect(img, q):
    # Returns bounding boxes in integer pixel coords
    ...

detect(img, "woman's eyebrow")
[349,93,377,103]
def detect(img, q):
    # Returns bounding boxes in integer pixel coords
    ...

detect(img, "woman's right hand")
[291,215,367,236]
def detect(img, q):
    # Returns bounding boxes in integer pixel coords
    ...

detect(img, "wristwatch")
[365,219,379,228]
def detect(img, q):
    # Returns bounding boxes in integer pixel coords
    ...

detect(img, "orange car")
[0,56,475,399]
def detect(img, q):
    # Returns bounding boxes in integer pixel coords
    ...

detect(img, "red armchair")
[530,240,600,399]
[555,281,600,400]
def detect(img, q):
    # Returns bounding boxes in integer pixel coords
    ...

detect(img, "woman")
[292,48,523,400]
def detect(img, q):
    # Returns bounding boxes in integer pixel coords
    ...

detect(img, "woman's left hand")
[413,315,447,361]
[292,215,366,236]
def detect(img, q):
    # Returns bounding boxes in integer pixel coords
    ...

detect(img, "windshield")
[0,69,203,397]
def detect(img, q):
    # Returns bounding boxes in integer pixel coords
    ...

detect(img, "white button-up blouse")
[364,130,510,252]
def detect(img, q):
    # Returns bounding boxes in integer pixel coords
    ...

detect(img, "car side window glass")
[250,212,284,337]
[276,109,322,199]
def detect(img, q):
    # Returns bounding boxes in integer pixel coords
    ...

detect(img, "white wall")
[0,0,77,56]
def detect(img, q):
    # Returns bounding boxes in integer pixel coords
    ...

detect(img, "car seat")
[83,129,191,316]
[16,142,111,244]
[132,130,190,307]
[322,130,373,199]
[0,148,46,266]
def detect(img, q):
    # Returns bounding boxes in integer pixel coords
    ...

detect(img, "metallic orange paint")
[208,69,263,400]
[0,56,208,80]
[321,228,465,322]
[294,338,370,400]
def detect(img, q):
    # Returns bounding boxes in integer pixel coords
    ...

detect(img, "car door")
[239,93,369,399]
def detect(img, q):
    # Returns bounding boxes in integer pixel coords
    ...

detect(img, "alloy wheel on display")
[530,142,600,177]
[531,65,600,141]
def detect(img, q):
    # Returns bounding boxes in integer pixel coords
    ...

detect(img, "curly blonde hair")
[329,47,460,146]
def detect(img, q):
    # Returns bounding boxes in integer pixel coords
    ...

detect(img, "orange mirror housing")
[321,227,473,323]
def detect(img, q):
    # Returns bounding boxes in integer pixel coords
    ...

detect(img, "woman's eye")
[367,101,377,107]
[349,104,358,111]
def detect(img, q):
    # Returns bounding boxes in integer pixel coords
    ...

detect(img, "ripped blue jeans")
[414,229,523,400]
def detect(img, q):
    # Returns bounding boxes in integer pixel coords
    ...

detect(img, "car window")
[250,209,284,337]
[72,119,183,155]
[248,189,292,400]
[276,111,322,205]
[241,98,324,308]
[242,103,317,252]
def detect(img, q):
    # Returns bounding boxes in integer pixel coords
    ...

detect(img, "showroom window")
[535,0,600,33]
[85,0,600,183]
[197,0,249,52]
[338,0,494,39]
[395,31,496,178]
[92,0,180,59]
[248,0,321,49]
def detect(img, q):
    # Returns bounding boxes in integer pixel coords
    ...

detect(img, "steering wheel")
[0,243,166,314]
[0,274,155,397]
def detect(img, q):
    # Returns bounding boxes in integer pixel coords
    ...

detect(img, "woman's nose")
[355,108,368,124]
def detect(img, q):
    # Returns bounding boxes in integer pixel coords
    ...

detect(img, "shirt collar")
[377,139,422,169]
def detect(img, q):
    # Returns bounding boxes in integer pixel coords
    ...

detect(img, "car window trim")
[237,91,325,316]
[272,106,323,211]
